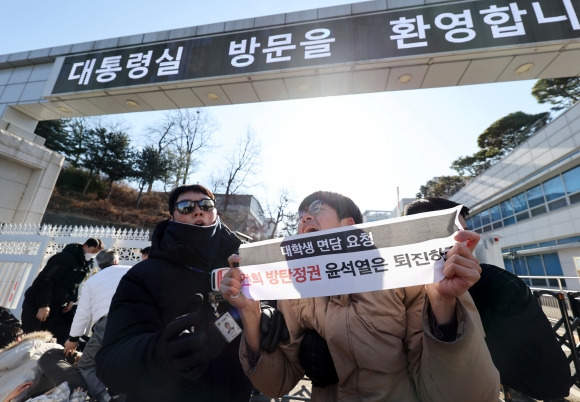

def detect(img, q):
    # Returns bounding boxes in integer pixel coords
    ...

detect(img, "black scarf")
[151,217,223,271]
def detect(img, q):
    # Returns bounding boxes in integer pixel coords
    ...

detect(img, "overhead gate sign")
[51,0,579,95]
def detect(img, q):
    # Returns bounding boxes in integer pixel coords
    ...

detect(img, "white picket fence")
[0,223,151,319]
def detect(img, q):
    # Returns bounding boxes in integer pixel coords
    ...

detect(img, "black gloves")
[156,295,209,380]
[259,304,289,353]
[259,304,339,387]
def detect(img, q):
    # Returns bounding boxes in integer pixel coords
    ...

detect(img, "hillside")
[41,182,170,233]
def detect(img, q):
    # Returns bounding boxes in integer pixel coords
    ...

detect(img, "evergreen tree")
[97,129,136,198]
[133,146,172,207]
[416,176,467,198]
[532,77,580,111]
[34,119,71,155]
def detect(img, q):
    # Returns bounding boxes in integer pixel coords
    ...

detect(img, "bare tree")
[266,189,293,239]
[210,128,261,211]
[143,116,179,192]
[145,109,216,190]
[171,109,216,186]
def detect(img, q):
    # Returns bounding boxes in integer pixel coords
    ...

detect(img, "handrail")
[517,275,580,292]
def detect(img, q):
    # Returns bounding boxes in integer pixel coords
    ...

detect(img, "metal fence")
[0,223,151,318]
[525,275,580,391]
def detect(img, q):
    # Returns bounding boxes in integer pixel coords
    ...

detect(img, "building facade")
[214,193,272,241]
[451,101,580,291]
[362,210,392,223]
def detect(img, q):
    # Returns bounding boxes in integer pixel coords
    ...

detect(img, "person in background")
[62,249,130,402]
[220,190,500,401]
[97,184,253,402]
[0,331,63,402]
[140,247,150,261]
[21,238,104,344]
[0,311,84,401]
[0,307,23,349]
[3,381,88,402]
[404,197,572,400]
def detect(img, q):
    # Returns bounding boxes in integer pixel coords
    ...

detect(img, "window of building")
[512,193,528,213]
[563,165,580,194]
[467,163,579,232]
[504,258,515,274]
[530,205,547,217]
[468,214,481,230]
[543,176,565,201]
[480,209,491,226]
[548,198,568,211]
[544,253,564,275]
[503,216,516,227]
[544,253,565,287]
[500,199,514,218]
[526,184,545,208]
[526,255,544,275]
[522,243,538,250]
[502,243,566,289]
[489,205,501,222]
[515,210,530,222]
[558,236,580,245]
[513,257,528,276]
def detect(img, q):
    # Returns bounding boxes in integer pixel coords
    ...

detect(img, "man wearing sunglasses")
[96,184,253,402]
[221,190,500,401]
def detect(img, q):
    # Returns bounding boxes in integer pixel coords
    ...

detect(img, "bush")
[138,192,168,212]
[108,183,137,207]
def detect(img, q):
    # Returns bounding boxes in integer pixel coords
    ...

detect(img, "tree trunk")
[82,175,92,195]
[106,179,114,200]
[136,186,144,208]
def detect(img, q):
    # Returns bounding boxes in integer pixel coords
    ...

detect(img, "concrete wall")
[0,126,63,223]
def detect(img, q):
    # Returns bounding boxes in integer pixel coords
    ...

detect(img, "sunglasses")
[298,200,324,219]
[175,199,215,214]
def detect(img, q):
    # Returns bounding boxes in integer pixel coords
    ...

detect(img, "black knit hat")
[0,324,23,349]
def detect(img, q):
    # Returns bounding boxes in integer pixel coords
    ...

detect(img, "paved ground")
[502,386,580,402]
[252,379,580,402]
[250,378,312,401]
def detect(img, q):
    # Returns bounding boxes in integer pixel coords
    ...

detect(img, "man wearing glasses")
[96,184,253,402]
[221,190,500,401]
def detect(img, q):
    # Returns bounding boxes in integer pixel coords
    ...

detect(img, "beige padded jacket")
[240,286,500,402]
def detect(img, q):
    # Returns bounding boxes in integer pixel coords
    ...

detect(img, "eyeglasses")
[175,199,215,214]
[298,200,324,219]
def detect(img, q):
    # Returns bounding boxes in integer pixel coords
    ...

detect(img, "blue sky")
[1,1,551,214]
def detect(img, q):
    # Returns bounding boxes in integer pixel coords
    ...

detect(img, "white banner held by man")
[237,206,463,300]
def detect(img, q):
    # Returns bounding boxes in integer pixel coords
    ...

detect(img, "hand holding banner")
[234,206,465,300]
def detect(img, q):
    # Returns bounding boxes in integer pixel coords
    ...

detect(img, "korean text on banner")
[238,206,463,300]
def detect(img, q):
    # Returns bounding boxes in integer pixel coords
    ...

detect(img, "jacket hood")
[150,217,240,271]
[0,331,55,353]
[61,243,86,265]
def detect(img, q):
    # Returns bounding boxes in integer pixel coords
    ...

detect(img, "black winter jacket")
[469,263,571,400]
[96,218,253,402]
[24,243,92,307]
